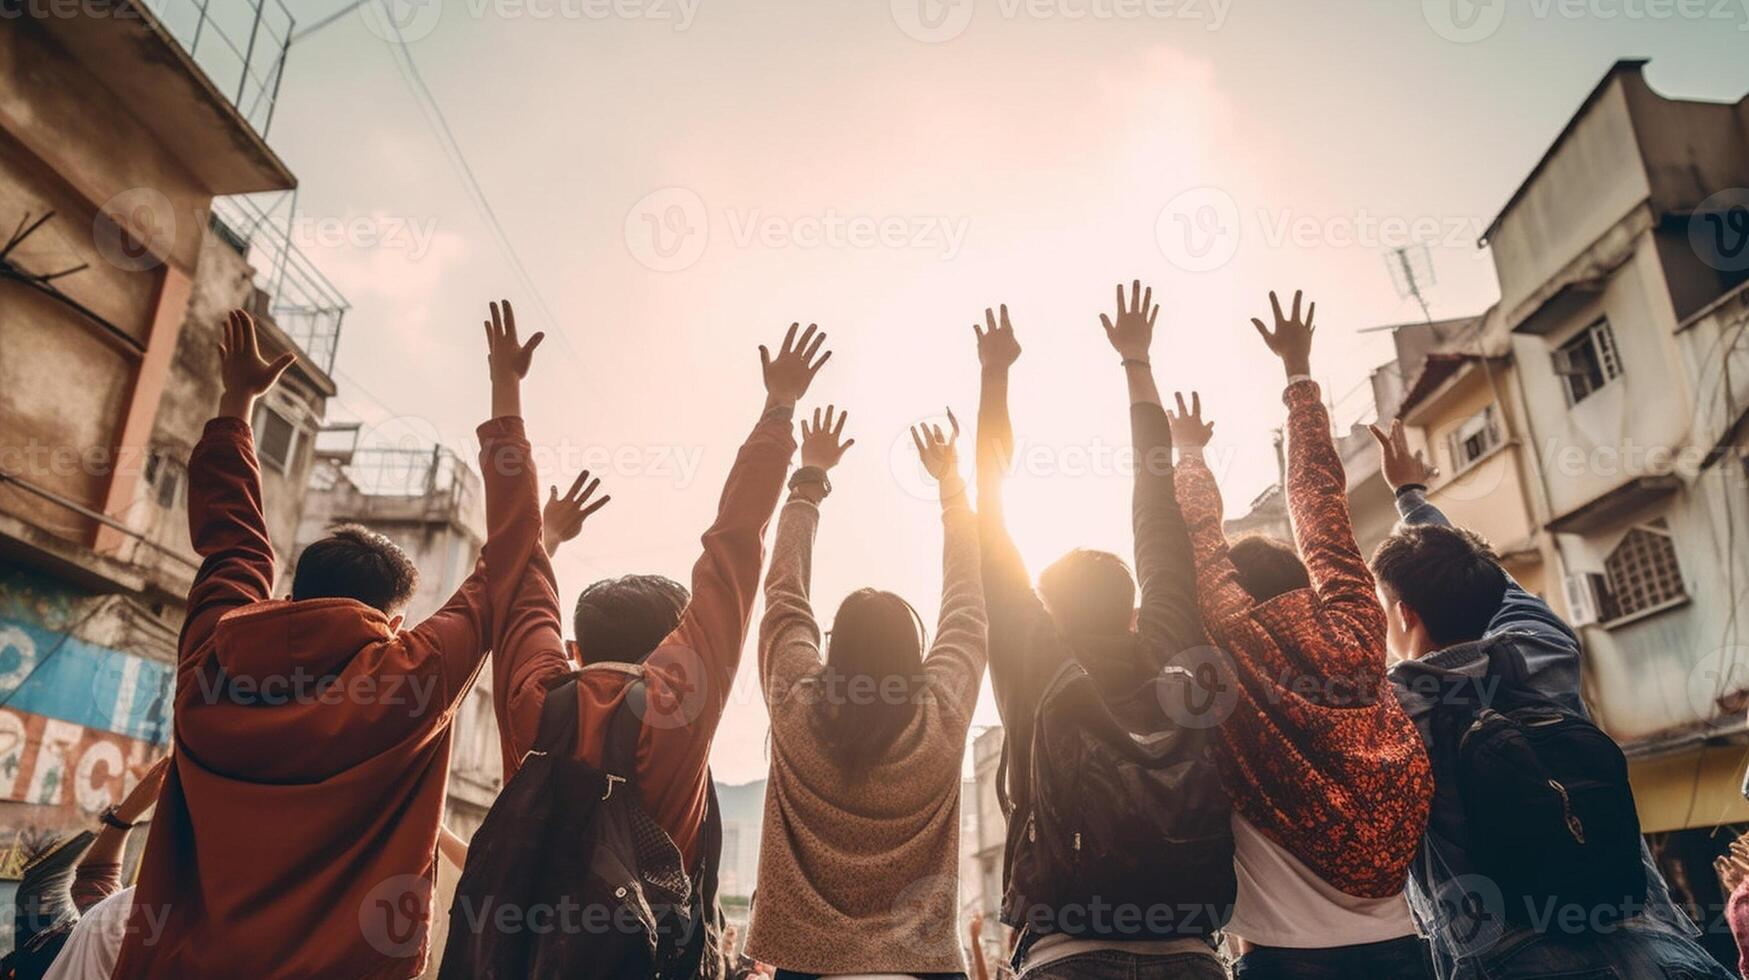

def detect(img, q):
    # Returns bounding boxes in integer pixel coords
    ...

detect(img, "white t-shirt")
[43,886,134,980]
[1225,814,1418,949]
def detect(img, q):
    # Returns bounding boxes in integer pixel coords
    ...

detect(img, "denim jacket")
[1383,488,1698,978]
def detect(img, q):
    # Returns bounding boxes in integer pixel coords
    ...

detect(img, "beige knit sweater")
[744,481,987,975]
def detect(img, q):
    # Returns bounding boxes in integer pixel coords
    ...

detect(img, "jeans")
[1451,925,1734,980]
[1233,935,1433,980]
[1020,950,1230,980]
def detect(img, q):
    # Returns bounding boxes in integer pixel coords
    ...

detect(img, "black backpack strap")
[530,675,581,759]
[603,678,646,795]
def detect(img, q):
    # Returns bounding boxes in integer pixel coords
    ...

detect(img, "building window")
[253,404,300,475]
[1598,519,1687,622]
[1446,404,1503,472]
[1553,318,1623,405]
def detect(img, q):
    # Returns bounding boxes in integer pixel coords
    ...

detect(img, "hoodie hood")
[211,597,394,686]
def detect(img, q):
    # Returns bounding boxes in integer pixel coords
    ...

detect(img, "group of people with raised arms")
[23,282,1746,980]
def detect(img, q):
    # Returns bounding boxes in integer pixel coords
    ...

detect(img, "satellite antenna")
[1385,243,1436,323]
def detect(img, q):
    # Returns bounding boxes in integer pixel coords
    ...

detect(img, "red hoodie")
[112,415,541,979]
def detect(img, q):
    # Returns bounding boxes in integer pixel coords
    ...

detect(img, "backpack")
[439,675,725,979]
[1430,645,1645,928]
[997,659,1235,952]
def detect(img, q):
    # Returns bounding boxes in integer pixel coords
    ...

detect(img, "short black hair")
[573,574,691,665]
[1038,549,1136,637]
[291,524,419,614]
[1370,523,1509,648]
[1229,535,1310,602]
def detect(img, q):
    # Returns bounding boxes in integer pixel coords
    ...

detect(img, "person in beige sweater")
[745,406,988,979]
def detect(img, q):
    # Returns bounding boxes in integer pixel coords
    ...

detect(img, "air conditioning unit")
[1562,573,1600,628]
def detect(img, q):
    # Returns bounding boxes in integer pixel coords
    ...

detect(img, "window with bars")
[1598,518,1687,622]
[1446,404,1503,472]
[1554,318,1623,405]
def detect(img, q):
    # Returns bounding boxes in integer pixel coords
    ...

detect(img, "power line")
[373,2,592,378]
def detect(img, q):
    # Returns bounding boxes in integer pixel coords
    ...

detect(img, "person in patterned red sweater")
[1168,291,1434,980]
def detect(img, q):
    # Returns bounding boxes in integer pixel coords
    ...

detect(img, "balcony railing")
[138,0,295,138]
[210,192,349,375]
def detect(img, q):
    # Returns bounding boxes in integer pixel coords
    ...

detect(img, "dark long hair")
[810,588,927,776]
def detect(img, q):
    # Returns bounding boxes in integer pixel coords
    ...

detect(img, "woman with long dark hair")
[746,406,987,979]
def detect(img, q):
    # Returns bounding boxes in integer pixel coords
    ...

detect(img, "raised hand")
[114,754,172,824]
[911,409,962,484]
[760,323,832,410]
[1250,289,1316,378]
[484,299,544,418]
[1167,391,1215,452]
[542,470,610,556]
[1368,418,1437,491]
[1101,279,1160,362]
[972,305,1021,373]
[799,405,854,471]
[217,309,296,418]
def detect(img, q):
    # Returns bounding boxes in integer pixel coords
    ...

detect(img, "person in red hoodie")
[112,304,564,979]
[489,321,826,879]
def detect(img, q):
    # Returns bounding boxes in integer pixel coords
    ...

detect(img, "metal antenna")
[1385,243,1437,323]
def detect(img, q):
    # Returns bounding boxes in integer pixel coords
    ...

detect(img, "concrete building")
[0,0,344,930]
[1388,308,1568,617]
[959,725,1007,965]
[1477,56,1749,840]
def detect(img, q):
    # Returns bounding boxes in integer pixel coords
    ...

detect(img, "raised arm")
[1103,281,1204,659]
[1254,290,1385,649]
[1370,419,1577,646]
[914,411,988,716]
[72,755,169,912]
[631,327,810,867]
[475,301,610,773]
[760,406,854,709]
[179,310,296,673]
[1169,393,1257,634]
[972,306,1059,720]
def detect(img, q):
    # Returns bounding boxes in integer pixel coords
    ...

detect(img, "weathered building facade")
[0,0,343,925]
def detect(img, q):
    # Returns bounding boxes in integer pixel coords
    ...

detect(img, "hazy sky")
[258,0,1749,782]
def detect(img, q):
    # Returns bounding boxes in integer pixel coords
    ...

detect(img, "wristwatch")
[99,806,136,831]
[789,466,831,499]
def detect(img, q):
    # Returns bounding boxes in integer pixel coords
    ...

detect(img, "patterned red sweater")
[1174,379,1432,899]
